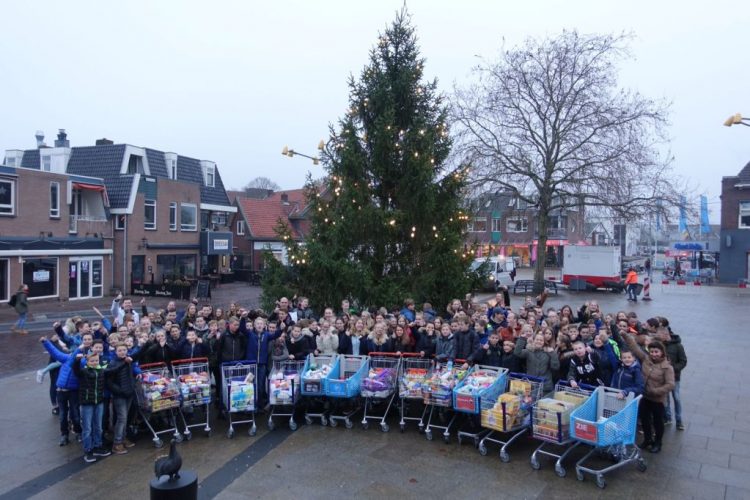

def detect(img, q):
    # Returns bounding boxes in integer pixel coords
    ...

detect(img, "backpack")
[8,294,17,307]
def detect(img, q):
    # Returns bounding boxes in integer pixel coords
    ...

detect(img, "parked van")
[470,257,516,291]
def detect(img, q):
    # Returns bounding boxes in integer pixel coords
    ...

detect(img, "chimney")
[35,130,45,148]
[281,193,289,205]
[95,138,114,146]
[54,129,70,148]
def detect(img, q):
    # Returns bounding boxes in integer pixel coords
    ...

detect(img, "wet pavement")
[1,281,750,499]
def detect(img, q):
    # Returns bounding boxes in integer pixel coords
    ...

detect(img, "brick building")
[719,161,750,283]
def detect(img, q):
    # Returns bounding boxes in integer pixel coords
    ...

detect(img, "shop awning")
[533,239,568,246]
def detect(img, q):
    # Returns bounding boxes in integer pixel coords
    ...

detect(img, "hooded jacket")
[663,334,687,381]
[513,337,559,392]
[73,361,106,405]
[624,333,675,403]
[105,357,137,398]
[610,360,645,396]
[454,329,479,360]
[287,334,312,360]
[43,340,80,390]
[435,334,456,362]
[218,329,247,363]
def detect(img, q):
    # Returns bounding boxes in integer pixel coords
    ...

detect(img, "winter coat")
[624,334,675,403]
[469,344,523,373]
[664,334,687,381]
[202,332,221,368]
[316,332,339,355]
[567,352,604,386]
[435,334,456,362]
[73,362,106,405]
[392,334,415,354]
[105,357,137,398]
[454,330,479,360]
[271,338,290,362]
[218,330,246,363]
[175,340,208,360]
[286,334,312,360]
[13,290,28,314]
[243,320,283,365]
[145,342,175,365]
[610,360,645,397]
[337,331,353,355]
[415,332,436,358]
[43,340,80,390]
[593,342,619,386]
[365,336,393,354]
[513,337,559,392]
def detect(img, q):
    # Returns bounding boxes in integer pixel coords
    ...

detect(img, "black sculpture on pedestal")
[154,440,182,481]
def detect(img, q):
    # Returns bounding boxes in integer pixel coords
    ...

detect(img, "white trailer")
[562,246,622,289]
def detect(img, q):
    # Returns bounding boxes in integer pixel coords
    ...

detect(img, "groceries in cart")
[140,372,181,412]
[228,372,255,413]
[455,369,498,396]
[269,369,297,403]
[304,363,333,380]
[400,367,429,398]
[422,362,467,406]
[361,366,398,398]
[177,371,211,406]
[482,378,534,430]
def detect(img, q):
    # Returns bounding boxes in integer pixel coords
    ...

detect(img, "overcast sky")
[2,0,748,222]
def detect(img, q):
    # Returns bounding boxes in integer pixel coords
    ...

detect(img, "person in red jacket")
[625,268,639,302]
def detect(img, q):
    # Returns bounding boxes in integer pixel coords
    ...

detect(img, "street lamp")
[723,113,750,127]
[281,140,325,165]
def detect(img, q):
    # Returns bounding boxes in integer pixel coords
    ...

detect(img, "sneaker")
[84,452,97,463]
[112,443,128,455]
[649,443,662,453]
[52,407,59,415]
[36,370,45,384]
[664,419,673,426]
[123,438,135,448]
[677,422,685,431]
[93,447,111,457]
[59,435,70,446]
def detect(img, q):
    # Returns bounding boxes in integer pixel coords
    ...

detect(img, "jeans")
[49,367,60,407]
[627,284,638,301]
[14,311,27,329]
[80,403,104,452]
[57,390,81,436]
[112,397,132,444]
[664,380,682,423]
[639,398,666,445]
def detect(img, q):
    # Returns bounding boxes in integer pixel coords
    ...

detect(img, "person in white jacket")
[111,293,140,327]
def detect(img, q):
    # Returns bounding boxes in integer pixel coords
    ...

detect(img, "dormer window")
[168,159,177,180]
[127,155,144,174]
[42,155,51,172]
[203,164,215,188]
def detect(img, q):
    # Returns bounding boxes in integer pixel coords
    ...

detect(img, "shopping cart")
[301,354,337,426]
[478,372,545,462]
[135,362,182,448]
[172,357,212,439]
[360,353,401,432]
[221,361,258,438]
[267,359,305,431]
[529,382,595,476]
[454,365,508,447]
[326,354,368,428]
[422,360,468,443]
[398,354,431,433]
[570,386,646,489]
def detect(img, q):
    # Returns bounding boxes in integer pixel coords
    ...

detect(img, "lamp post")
[723,113,750,127]
[281,141,325,165]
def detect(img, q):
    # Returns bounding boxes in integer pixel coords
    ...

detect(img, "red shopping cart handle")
[139,362,168,370]
[171,357,209,366]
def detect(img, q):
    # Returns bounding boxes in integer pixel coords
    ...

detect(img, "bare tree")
[453,31,684,289]
[244,176,281,192]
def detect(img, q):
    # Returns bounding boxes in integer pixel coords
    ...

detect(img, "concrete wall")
[719,177,750,283]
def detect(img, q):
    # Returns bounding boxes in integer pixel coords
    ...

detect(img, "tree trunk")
[534,208,549,294]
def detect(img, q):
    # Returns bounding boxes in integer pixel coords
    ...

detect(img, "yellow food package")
[553,391,588,408]
[510,379,532,397]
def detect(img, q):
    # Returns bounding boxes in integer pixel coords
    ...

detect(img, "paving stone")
[678,445,729,468]
[700,463,750,490]
[728,454,750,472]
[732,429,750,444]
[663,476,726,500]
[726,486,750,500]
[706,438,750,458]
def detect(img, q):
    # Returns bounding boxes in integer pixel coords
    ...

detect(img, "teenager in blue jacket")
[242,315,282,408]
[610,350,645,398]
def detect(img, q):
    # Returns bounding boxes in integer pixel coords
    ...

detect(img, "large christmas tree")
[272,10,476,311]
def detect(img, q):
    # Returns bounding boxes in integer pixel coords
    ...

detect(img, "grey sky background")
[2,0,748,223]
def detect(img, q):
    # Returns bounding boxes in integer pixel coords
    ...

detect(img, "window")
[23,257,58,298]
[115,215,126,230]
[168,159,177,180]
[507,218,528,233]
[0,259,8,302]
[491,217,501,232]
[127,155,144,174]
[740,201,750,229]
[6,157,15,167]
[468,216,487,232]
[202,164,215,187]
[180,203,197,231]
[237,220,245,235]
[50,182,60,218]
[549,215,568,230]
[144,199,156,230]
[157,254,197,281]
[42,155,51,172]
[211,212,227,227]
[169,202,177,231]
[0,178,15,215]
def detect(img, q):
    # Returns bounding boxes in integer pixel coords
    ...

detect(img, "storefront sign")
[213,239,229,251]
[33,270,50,282]
[131,283,192,300]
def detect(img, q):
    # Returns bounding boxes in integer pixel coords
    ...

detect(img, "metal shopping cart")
[221,361,258,438]
[360,353,401,432]
[325,354,368,429]
[398,355,431,433]
[267,359,305,431]
[570,386,646,489]
[529,382,595,476]
[172,357,212,439]
[454,365,508,447]
[135,362,182,448]
[478,373,545,462]
[301,354,337,426]
[422,360,468,443]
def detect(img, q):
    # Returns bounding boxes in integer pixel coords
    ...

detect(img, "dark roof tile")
[21,149,39,169]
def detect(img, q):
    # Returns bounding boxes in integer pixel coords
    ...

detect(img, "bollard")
[642,276,652,301]
[150,470,197,500]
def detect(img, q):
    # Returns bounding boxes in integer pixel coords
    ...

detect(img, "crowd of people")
[34,287,687,463]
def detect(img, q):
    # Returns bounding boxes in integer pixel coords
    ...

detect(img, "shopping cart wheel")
[596,475,606,489]
[530,456,541,470]
[249,425,257,437]
[305,416,313,426]
[637,460,647,472]
[330,419,338,428]
[576,469,584,481]
[183,431,192,441]
[500,450,510,463]
[345,419,353,430]
[443,434,450,444]
[289,420,298,431]
[555,464,567,478]
[479,442,488,456]
[153,438,164,449]
[425,430,433,441]
[399,423,405,433]
[204,430,212,438]
[362,422,369,430]
[267,419,275,431]
[174,433,184,443]
[457,436,463,445]
[380,423,389,433]
[227,428,234,439]
[473,437,480,448]
[321,416,328,426]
